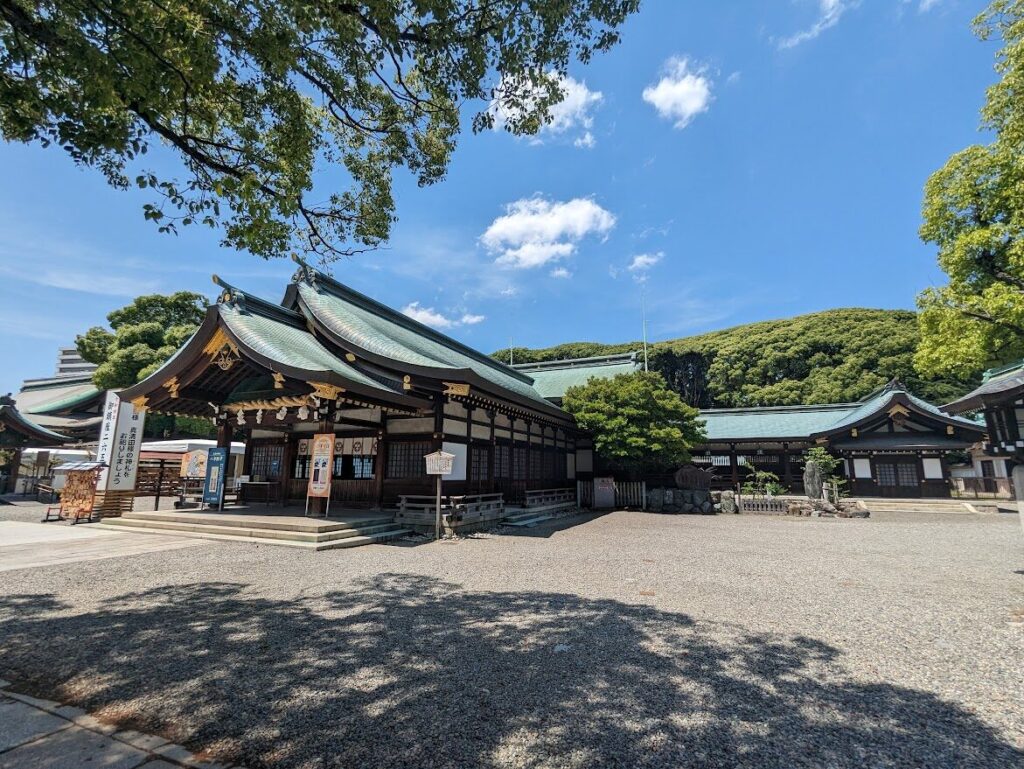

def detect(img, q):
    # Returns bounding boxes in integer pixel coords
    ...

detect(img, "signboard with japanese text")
[306,433,335,499]
[105,399,145,491]
[203,448,228,505]
[94,392,121,489]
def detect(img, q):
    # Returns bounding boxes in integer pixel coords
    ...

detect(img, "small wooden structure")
[42,462,102,524]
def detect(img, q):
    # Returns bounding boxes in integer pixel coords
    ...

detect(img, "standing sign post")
[305,433,335,518]
[203,447,229,509]
[424,450,455,540]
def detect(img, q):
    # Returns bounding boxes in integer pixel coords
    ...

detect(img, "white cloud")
[491,73,603,148]
[916,0,942,11]
[550,267,572,279]
[401,301,485,330]
[777,0,854,49]
[628,252,664,272]
[574,131,596,149]
[481,196,616,270]
[642,57,713,129]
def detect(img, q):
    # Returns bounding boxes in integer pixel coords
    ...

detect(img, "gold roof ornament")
[130,395,149,412]
[272,372,285,390]
[164,376,180,399]
[443,382,471,397]
[308,381,344,401]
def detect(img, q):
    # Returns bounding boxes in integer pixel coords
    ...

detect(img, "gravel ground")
[1,503,1022,769]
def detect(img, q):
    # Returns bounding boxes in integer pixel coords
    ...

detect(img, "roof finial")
[290,253,318,287]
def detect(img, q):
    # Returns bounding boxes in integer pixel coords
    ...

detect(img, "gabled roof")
[0,400,72,445]
[284,259,569,421]
[510,353,642,400]
[17,375,102,416]
[700,380,983,444]
[943,358,1024,414]
[120,279,430,415]
[699,402,854,442]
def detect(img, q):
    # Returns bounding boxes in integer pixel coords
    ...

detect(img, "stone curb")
[0,686,247,769]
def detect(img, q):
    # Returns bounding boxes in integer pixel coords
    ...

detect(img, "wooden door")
[874,456,920,498]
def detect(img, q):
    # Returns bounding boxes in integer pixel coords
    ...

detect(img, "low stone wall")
[787,499,870,518]
[647,487,716,514]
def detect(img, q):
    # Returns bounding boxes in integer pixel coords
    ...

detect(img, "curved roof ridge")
[290,257,538,387]
[212,274,307,329]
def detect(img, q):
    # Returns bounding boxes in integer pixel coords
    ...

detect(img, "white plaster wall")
[442,441,468,481]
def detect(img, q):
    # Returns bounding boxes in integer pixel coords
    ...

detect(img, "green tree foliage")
[0,1,638,261]
[498,309,976,407]
[563,372,706,474]
[915,1,1024,378]
[76,292,207,390]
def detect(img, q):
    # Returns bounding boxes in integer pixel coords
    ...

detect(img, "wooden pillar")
[526,421,534,490]
[782,443,792,487]
[280,434,296,506]
[729,443,739,487]
[6,447,22,494]
[487,410,496,494]
[374,426,386,509]
[216,422,234,499]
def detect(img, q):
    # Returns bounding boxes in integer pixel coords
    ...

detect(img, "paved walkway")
[0,679,244,769]
[0,521,205,573]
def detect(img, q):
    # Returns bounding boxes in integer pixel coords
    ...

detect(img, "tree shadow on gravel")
[0,577,1020,769]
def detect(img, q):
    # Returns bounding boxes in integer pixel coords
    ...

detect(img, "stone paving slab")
[0,724,150,769]
[0,688,245,769]
[0,697,71,752]
[0,521,206,573]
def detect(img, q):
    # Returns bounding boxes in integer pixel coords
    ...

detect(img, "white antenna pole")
[641,283,649,372]
[509,336,514,366]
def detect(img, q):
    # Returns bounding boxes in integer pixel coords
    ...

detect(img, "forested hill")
[492,308,978,408]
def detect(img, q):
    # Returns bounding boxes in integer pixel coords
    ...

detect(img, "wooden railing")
[524,487,575,508]
[737,496,789,515]
[950,476,1015,499]
[396,492,505,530]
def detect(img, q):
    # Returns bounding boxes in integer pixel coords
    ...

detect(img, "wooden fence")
[737,496,790,515]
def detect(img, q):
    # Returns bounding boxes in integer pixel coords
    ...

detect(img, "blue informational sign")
[203,447,229,506]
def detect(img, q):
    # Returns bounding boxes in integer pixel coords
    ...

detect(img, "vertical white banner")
[106,399,145,491]
[95,391,121,490]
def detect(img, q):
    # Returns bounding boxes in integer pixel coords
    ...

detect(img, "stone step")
[96,520,411,550]
[316,528,412,550]
[502,514,557,528]
[120,510,393,533]
[98,517,400,544]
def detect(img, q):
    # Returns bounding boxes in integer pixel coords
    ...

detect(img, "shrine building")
[119,258,591,509]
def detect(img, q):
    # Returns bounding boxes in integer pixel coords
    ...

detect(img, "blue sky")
[0,0,997,394]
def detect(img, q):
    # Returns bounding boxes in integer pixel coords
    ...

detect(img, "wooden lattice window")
[251,443,284,480]
[529,448,542,482]
[387,441,431,479]
[494,444,510,479]
[470,445,490,482]
[513,446,528,481]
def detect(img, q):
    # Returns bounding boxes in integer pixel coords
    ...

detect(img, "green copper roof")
[511,353,641,399]
[943,358,1024,413]
[23,383,102,415]
[219,302,397,394]
[293,278,563,414]
[0,404,72,444]
[700,403,854,441]
[701,380,981,442]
